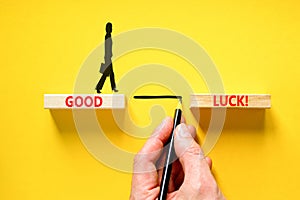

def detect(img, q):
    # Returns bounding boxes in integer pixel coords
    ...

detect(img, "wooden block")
[190,94,271,108]
[44,94,125,109]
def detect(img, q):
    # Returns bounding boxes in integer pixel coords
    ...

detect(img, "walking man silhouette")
[96,22,118,93]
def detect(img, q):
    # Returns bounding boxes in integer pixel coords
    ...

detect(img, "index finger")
[138,117,173,157]
[133,117,173,173]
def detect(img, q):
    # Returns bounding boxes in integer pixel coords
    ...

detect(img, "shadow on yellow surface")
[50,109,76,133]
[192,108,267,132]
[50,108,270,134]
[50,109,119,133]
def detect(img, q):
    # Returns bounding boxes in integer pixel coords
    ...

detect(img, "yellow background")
[1,0,300,199]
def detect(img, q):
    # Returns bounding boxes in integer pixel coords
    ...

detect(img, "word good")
[65,95,103,107]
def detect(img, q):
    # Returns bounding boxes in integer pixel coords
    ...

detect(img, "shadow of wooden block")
[191,108,266,132]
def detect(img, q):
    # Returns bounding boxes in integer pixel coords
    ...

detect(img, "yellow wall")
[1,0,300,199]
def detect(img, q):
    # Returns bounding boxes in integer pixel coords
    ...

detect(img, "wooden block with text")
[190,94,271,108]
[44,94,125,109]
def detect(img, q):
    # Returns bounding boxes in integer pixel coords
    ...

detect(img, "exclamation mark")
[245,95,248,106]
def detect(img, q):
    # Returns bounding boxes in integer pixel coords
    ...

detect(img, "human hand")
[130,117,225,200]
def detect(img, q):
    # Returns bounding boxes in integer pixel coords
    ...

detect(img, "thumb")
[174,124,208,181]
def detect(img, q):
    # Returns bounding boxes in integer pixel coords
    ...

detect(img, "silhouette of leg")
[96,71,108,92]
[109,65,117,91]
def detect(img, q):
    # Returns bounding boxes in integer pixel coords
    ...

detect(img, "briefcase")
[99,63,108,74]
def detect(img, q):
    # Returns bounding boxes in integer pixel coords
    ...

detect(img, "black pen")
[158,107,182,200]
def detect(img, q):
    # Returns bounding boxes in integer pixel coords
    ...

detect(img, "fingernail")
[178,124,190,138]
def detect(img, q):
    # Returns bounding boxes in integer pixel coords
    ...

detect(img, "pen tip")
[176,100,182,110]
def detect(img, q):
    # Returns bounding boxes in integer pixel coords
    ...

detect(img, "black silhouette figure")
[96,22,118,93]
